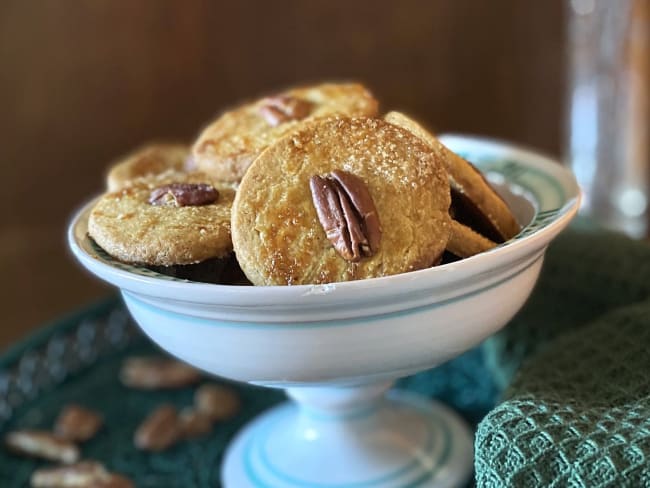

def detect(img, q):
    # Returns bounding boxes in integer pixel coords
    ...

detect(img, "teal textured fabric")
[476,301,650,487]
[483,227,650,389]
[477,227,650,487]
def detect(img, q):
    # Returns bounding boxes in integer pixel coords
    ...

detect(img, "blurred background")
[0,0,646,348]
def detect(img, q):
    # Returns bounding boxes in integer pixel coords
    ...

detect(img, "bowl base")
[222,389,473,487]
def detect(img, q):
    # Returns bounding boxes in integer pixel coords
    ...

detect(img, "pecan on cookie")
[89,171,235,267]
[232,117,451,285]
[192,82,379,183]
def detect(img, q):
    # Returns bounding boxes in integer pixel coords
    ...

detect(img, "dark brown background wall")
[0,0,566,348]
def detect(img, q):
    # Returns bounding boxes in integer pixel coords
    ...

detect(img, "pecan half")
[179,407,213,438]
[4,430,79,464]
[148,183,219,207]
[194,383,240,421]
[32,462,135,488]
[120,356,201,390]
[54,404,103,442]
[310,170,381,262]
[259,95,313,126]
[31,461,109,487]
[97,474,135,488]
[134,404,181,452]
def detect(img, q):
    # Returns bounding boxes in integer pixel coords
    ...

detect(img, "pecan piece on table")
[96,474,135,488]
[31,461,135,488]
[179,407,213,438]
[4,430,79,464]
[194,383,241,421]
[120,356,202,390]
[54,404,103,443]
[259,95,313,126]
[309,170,381,262]
[134,404,181,452]
[31,461,109,487]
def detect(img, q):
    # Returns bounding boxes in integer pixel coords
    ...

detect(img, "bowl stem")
[222,382,474,487]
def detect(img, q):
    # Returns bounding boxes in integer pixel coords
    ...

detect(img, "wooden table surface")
[0,0,565,350]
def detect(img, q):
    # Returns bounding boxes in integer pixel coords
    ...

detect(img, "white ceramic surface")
[68,134,580,487]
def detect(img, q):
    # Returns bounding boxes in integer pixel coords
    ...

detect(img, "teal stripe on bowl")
[123,253,540,330]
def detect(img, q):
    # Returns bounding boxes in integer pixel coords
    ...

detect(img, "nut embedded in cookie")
[148,182,219,207]
[88,171,235,267]
[259,95,314,126]
[310,170,381,262]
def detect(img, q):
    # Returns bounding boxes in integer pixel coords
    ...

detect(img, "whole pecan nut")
[31,462,135,488]
[4,430,80,464]
[179,408,213,438]
[259,95,313,126]
[97,474,135,488]
[134,404,181,452]
[31,461,109,487]
[310,170,381,261]
[148,183,219,207]
[194,383,240,421]
[54,404,103,442]
[120,356,201,390]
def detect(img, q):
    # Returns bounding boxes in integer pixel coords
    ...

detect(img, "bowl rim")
[68,134,581,306]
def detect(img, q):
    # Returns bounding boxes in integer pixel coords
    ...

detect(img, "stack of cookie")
[88,82,520,286]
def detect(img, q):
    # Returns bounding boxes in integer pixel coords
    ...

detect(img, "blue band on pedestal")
[241,402,452,488]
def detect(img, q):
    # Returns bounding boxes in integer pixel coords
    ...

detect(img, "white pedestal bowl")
[69,135,580,487]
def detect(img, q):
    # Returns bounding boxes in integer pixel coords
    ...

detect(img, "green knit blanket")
[477,226,650,487]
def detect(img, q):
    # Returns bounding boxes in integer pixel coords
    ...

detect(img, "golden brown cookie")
[232,117,451,285]
[89,172,234,266]
[384,111,520,242]
[192,82,379,183]
[106,143,190,191]
[447,220,497,258]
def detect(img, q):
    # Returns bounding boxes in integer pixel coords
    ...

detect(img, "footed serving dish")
[69,134,580,487]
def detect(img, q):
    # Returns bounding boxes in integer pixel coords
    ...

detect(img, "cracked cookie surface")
[232,117,451,285]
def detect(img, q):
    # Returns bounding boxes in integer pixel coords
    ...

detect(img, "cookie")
[89,171,234,266]
[385,111,520,242]
[232,117,451,285]
[192,82,379,183]
[106,143,190,191]
[447,220,497,259]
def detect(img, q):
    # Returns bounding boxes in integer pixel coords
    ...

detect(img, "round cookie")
[385,111,520,242]
[232,117,451,286]
[89,172,234,266]
[447,220,497,259]
[192,82,379,183]
[106,143,190,191]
